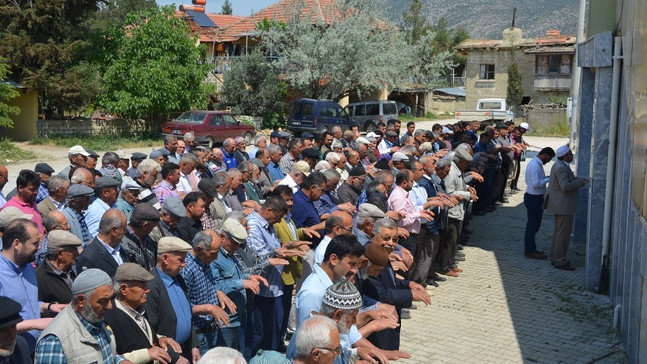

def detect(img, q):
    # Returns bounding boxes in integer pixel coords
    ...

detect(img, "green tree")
[0,0,103,117]
[221,0,233,15]
[402,0,429,44]
[93,6,213,119]
[0,58,20,128]
[89,0,158,32]
[220,50,287,129]
[261,0,446,100]
[507,61,523,108]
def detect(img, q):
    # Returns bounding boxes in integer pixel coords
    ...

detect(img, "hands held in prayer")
[301,227,321,239]
[357,346,389,364]
[268,257,290,266]
[469,171,484,183]
[409,281,431,305]
[208,305,231,326]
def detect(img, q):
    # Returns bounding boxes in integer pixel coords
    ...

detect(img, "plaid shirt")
[154,180,180,206]
[35,312,125,364]
[180,252,220,331]
[36,182,49,203]
[201,209,217,231]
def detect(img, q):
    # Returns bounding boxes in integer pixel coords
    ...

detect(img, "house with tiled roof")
[454,27,576,107]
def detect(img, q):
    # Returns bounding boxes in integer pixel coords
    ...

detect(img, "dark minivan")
[289,99,358,135]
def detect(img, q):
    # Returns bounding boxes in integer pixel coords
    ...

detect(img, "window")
[479,64,495,80]
[318,105,339,118]
[210,115,223,126]
[355,105,365,116]
[536,55,572,75]
[382,102,397,115]
[366,104,379,116]
[223,114,238,125]
[303,103,313,116]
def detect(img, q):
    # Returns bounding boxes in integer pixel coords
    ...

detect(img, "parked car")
[288,99,358,135]
[344,100,399,132]
[455,98,514,122]
[161,111,255,148]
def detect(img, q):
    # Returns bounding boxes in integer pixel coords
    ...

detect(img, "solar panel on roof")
[186,10,217,28]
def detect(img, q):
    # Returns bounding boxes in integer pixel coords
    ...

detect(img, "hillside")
[379,0,579,39]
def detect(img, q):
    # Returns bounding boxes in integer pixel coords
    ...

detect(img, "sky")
[156,0,277,16]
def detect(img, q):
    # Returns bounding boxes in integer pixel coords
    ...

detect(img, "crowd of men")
[0,117,579,364]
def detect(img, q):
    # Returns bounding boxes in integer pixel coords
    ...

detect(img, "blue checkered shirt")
[35,312,125,363]
[72,208,92,243]
[180,252,220,331]
[36,182,49,203]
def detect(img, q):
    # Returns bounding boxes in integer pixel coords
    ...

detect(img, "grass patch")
[0,139,37,163]
[525,114,571,138]
[31,133,162,151]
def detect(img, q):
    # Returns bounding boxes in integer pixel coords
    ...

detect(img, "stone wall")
[37,118,162,138]
[425,94,466,115]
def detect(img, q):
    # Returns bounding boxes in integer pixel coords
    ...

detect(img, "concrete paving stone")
[398,137,626,364]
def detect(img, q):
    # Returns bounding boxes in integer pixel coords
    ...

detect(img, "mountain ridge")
[379,0,580,39]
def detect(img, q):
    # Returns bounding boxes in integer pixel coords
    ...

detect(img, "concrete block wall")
[37,118,161,138]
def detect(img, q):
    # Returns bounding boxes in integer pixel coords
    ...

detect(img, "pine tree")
[222,0,233,15]
[507,62,524,108]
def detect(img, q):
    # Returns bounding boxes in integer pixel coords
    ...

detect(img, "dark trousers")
[439,219,460,271]
[511,155,522,189]
[485,167,498,208]
[425,233,440,280]
[280,284,293,341]
[409,229,432,284]
[523,193,544,253]
[495,162,511,202]
[473,179,488,213]
[251,295,283,354]
[399,233,419,256]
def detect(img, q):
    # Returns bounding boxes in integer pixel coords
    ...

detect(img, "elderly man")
[377,131,400,155]
[278,162,310,194]
[252,149,275,197]
[221,138,238,169]
[35,269,131,363]
[223,169,245,211]
[115,180,141,221]
[62,184,94,245]
[211,219,268,351]
[267,144,285,182]
[2,169,44,234]
[34,163,55,203]
[105,263,186,364]
[313,211,354,265]
[354,203,385,246]
[121,203,161,271]
[35,230,81,305]
[280,138,304,175]
[248,135,267,159]
[98,152,123,182]
[149,196,185,243]
[85,177,121,237]
[155,162,182,206]
[1,219,66,353]
[291,316,340,364]
[37,175,69,218]
[178,154,199,193]
[127,152,148,179]
[181,230,233,355]
[76,209,129,277]
[164,135,181,164]
[58,145,90,178]
[336,166,366,207]
[233,136,249,165]
[184,132,196,154]
[144,237,201,363]
[0,297,31,363]
[246,196,290,352]
[208,147,227,174]
[546,146,589,271]
[135,159,161,191]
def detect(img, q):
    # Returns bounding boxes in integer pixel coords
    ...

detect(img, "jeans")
[523,193,544,253]
[197,326,219,356]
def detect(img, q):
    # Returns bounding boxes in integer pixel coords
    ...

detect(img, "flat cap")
[198,178,218,198]
[364,243,390,266]
[385,131,398,137]
[234,136,246,144]
[366,132,379,139]
[116,150,131,160]
[47,230,82,250]
[301,148,320,159]
[67,184,95,198]
[121,180,142,191]
[222,218,248,244]
[270,130,281,138]
[114,262,154,282]
[0,207,34,228]
[555,145,571,158]
[454,147,473,162]
[374,159,391,171]
[131,152,148,161]
[358,203,385,219]
[301,132,314,139]
[72,268,112,295]
[68,145,90,157]
[159,148,171,156]
[149,149,164,159]
[441,126,454,135]
[132,203,161,222]
[392,152,409,162]
[137,189,161,210]
[35,163,55,174]
[419,142,433,152]
[95,176,120,190]
[158,236,192,254]
[85,149,100,159]
[0,297,23,329]
[348,165,366,177]
[279,131,291,138]
[162,196,186,217]
[249,158,265,169]
[356,137,370,145]
[294,161,311,176]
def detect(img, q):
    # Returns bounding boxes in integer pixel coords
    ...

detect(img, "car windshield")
[174,112,208,124]
[383,103,397,115]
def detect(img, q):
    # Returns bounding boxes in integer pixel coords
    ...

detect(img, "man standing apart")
[523,147,555,260]
[546,146,589,271]
[2,169,44,234]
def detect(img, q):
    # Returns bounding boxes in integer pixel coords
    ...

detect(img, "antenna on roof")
[511,7,516,28]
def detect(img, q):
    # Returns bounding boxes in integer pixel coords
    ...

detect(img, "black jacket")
[76,237,129,277]
[35,260,76,304]
[142,267,199,356]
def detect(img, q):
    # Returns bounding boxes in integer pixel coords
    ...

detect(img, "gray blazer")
[545,160,587,215]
